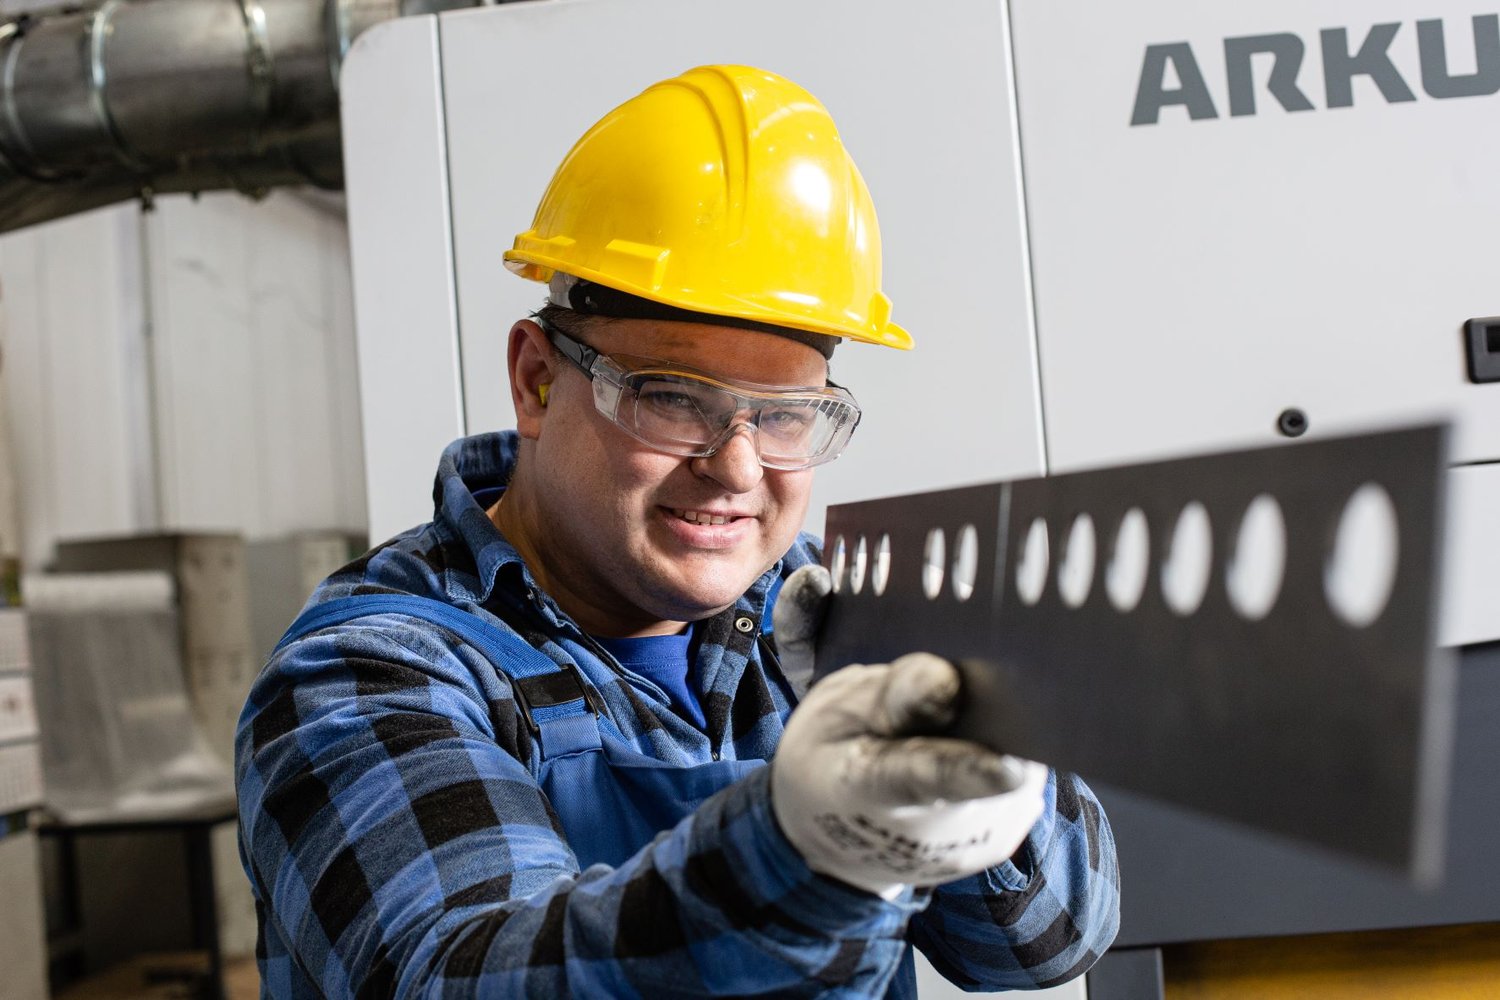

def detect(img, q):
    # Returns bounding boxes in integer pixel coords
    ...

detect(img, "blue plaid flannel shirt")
[236,431,1119,997]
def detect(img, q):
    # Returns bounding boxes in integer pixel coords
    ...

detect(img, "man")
[238,65,1118,997]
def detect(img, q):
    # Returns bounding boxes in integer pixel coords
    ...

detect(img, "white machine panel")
[1011,0,1500,469]
[344,1,1499,646]
[432,0,1044,536]
[1440,463,1500,646]
[342,17,465,542]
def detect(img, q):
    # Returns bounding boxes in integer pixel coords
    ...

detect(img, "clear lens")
[633,377,736,445]
[608,368,857,469]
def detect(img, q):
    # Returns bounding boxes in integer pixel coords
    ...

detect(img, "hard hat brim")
[503,250,913,352]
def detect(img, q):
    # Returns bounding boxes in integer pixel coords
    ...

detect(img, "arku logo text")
[1131,14,1499,125]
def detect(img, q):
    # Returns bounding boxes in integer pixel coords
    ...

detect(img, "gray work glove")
[770,562,833,697]
[770,565,1047,898]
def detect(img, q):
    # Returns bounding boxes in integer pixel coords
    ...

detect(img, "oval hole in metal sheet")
[1106,508,1151,612]
[1059,513,1097,608]
[1227,494,1286,621]
[1016,517,1050,606]
[1162,502,1213,616]
[952,524,979,602]
[850,535,869,594]
[923,528,946,599]
[872,533,892,596]
[830,535,847,594]
[1325,482,1399,628]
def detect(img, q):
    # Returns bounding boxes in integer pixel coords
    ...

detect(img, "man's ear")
[508,319,556,439]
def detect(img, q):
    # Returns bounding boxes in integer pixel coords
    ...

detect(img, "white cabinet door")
[1011,0,1500,470]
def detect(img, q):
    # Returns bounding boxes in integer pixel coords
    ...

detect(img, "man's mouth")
[670,508,745,526]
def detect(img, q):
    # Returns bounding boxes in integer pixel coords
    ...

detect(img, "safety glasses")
[538,318,861,470]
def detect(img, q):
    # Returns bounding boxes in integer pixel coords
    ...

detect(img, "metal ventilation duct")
[0,0,481,233]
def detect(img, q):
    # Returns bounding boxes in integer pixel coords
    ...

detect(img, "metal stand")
[39,799,236,1000]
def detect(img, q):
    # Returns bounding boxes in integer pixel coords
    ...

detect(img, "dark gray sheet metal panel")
[1085,947,1164,1000]
[1106,642,1500,947]
[815,426,1452,878]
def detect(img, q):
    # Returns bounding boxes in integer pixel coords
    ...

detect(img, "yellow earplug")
[538,383,551,407]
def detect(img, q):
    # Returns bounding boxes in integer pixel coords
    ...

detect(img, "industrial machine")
[338,1,1500,996]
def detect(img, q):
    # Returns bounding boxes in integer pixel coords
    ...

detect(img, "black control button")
[1465,317,1500,384]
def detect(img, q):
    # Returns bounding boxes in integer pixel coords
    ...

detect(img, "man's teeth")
[675,509,732,525]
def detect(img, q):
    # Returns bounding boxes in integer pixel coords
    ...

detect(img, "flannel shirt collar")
[431,431,530,606]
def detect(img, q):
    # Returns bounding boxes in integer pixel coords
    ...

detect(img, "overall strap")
[276,594,604,758]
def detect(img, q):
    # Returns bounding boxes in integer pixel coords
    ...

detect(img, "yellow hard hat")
[505,65,911,351]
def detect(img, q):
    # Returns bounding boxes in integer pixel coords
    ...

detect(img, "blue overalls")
[276,594,918,996]
[277,594,765,868]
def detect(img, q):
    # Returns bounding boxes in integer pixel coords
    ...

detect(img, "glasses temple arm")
[538,318,602,376]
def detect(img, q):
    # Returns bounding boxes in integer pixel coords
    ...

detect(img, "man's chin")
[644,578,758,625]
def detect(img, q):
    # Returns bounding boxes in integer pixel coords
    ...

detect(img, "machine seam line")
[432,17,468,435]
[1003,0,1050,476]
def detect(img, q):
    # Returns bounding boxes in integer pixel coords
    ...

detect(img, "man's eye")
[641,390,702,413]
[763,408,815,431]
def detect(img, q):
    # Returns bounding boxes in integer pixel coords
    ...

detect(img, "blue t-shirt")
[594,628,706,729]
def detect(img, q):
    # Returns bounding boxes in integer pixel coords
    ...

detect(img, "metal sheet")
[1105,642,1500,946]
[816,425,1453,877]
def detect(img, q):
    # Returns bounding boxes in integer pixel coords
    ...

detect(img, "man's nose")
[692,424,765,493]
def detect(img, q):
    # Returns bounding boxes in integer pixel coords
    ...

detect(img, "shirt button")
[711,750,721,761]
[734,616,754,633]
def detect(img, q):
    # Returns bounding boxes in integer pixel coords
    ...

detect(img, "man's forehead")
[549,275,839,360]
[589,317,831,383]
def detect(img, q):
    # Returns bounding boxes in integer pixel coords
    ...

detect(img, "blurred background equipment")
[0,2,373,978]
[15,534,361,997]
[23,571,236,995]
[0,266,48,1000]
[24,571,230,821]
[0,121,366,991]
[245,533,366,666]
[0,605,47,1000]
[0,0,532,233]
[52,538,253,763]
